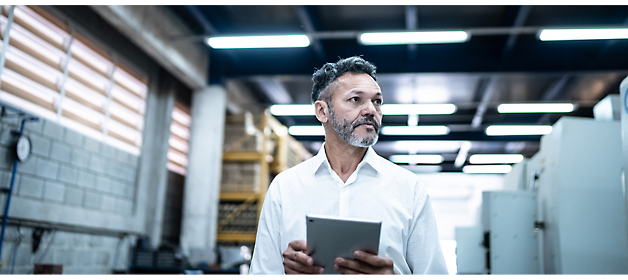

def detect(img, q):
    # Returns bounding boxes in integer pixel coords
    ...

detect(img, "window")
[167,102,191,175]
[0,5,148,155]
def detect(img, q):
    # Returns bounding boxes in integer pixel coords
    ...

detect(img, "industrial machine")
[457,100,628,274]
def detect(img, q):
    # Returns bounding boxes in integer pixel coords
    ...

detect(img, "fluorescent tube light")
[270,104,315,116]
[359,31,468,45]
[497,103,574,113]
[463,165,512,174]
[382,103,456,115]
[539,28,628,41]
[469,154,524,164]
[401,165,442,173]
[389,154,444,164]
[486,125,552,136]
[288,125,325,136]
[207,35,310,49]
[381,126,450,136]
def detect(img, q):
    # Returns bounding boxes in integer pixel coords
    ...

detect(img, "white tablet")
[306,214,382,274]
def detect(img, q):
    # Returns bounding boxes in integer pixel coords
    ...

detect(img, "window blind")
[167,102,191,175]
[0,5,148,155]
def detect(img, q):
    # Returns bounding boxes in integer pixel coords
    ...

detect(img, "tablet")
[306,214,382,274]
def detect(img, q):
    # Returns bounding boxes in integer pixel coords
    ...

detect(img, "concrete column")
[135,72,175,247]
[180,85,226,265]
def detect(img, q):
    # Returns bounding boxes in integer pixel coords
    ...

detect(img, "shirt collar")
[312,143,382,175]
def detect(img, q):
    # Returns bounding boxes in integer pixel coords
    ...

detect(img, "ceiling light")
[486,125,552,136]
[401,165,443,173]
[469,154,524,164]
[539,28,628,41]
[497,103,574,113]
[390,154,444,164]
[270,104,315,116]
[462,165,512,174]
[288,125,325,136]
[206,35,310,49]
[382,103,456,115]
[381,126,450,136]
[359,31,468,45]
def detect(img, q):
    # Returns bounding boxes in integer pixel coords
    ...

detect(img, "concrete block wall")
[0,225,136,274]
[0,116,141,274]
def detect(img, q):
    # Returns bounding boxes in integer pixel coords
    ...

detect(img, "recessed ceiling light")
[359,31,469,45]
[206,35,310,49]
[497,103,574,113]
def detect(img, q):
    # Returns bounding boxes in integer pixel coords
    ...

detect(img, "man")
[249,56,448,274]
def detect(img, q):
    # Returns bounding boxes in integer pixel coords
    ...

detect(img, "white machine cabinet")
[621,76,628,250]
[481,190,539,274]
[532,116,628,274]
[455,226,486,274]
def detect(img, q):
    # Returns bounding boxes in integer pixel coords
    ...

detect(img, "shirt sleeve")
[406,181,449,275]
[249,177,285,274]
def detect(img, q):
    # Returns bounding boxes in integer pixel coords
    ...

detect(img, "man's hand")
[333,250,395,274]
[282,240,325,274]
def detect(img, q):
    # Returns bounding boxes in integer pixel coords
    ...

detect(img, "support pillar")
[180,85,226,265]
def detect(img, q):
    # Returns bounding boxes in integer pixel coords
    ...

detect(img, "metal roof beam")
[184,6,218,35]
[471,77,495,128]
[295,5,325,60]
[405,5,418,59]
[501,5,532,59]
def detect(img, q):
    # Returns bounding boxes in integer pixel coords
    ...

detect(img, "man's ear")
[314,100,329,123]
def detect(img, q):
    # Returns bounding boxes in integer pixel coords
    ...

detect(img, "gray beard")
[329,104,380,148]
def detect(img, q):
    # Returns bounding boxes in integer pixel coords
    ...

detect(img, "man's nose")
[362,101,377,116]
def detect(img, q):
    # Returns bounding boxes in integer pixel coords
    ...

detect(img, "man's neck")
[324,138,368,183]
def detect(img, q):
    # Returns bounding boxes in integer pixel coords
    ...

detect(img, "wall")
[0,117,141,274]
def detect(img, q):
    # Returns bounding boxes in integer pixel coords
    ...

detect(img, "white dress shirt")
[249,144,448,275]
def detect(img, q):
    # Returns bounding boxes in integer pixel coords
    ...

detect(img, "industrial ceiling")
[166,5,628,172]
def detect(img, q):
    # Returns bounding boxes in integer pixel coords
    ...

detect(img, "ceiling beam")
[184,6,218,35]
[295,5,325,60]
[536,75,573,124]
[405,5,418,60]
[471,77,496,128]
[501,5,532,59]
[253,78,293,104]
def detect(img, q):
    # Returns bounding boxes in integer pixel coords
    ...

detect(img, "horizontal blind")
[0,5,148,155]
[167,102,191,175]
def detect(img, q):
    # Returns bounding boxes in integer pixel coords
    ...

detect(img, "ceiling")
[166,5,628,172]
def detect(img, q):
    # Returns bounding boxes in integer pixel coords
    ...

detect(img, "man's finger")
[335,257,374,274]
[334,263,360,274]
[354,251,393,268]
[288,240,308,251]
[283,257,324,274]
[282,250,313,266]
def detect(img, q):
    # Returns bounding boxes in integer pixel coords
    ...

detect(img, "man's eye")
[374,99,383,105]
[350,97,359,102]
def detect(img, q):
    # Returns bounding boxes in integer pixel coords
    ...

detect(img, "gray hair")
[310,56,377,104]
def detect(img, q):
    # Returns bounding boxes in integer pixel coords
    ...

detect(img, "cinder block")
[70,148,89,168]
[68,232,89,247]
[57,164,78,184]
[0,123,17,147]
[43,181,65,202]
[18,175,44,199]
[125,168,137,184]
[95,176,112,193]
[77,170,96,189]
[93,251,111,266]
[17,154,37,175]
[88,235,104,247]
[104,161,118,178]
[64,128,84,147]
[74,250,93,266]
[83,191,102,209]
[49,142,72,163]
[101,236,119,248]
[64,186,84,206]
[36,158,59,180]
[42,120,65,140]
[116,149,128,164]
[0,145,14,169]
[16,244,32,267]
[29,133,51,157]
[114,198,133,215]
[123,185,135,199]
[24,118,43,134]
[88,155,106,174]
[51,231,66,246]
[110,180,124,196]
[54,248,73,265]
[0,116,18,126]
[101,195,115,211]
[100,144,115,159]
[128,154,139,168]
[83,136,101,154]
